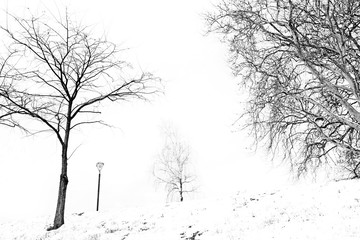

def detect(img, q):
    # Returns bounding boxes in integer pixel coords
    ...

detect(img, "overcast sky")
[0,0,291,220]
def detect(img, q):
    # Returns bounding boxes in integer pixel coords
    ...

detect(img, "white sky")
[0,0,292,220]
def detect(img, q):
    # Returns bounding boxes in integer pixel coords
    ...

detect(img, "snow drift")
[1,179,360,239]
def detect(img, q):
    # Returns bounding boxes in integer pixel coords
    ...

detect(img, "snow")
[2,179,360,239]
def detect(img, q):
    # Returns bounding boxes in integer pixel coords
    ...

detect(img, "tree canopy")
[207,0,360,178]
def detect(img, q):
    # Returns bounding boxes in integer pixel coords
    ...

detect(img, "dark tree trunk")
[52,172,68,228]
[48,112,72,230]
[48,147,69,230]
[180,179,183,202]
[353,161,360,178]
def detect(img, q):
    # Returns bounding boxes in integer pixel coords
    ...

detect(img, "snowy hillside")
[2,179,360,240]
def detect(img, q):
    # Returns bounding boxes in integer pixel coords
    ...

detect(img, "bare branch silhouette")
[207,0,360,178]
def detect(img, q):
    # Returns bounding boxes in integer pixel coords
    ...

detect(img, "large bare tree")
[153,128,196,202]
[0,11,159,229]
[207,0,360,178]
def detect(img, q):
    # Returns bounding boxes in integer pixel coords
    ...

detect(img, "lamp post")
[96,162,104,211]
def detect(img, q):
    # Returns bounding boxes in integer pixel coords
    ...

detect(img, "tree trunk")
[48,112,71,230]
[48,147,69,230]
[52,172,68,229]
[180,180,183,202]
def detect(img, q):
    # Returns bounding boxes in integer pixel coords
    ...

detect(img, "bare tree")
[153,128,196,202]
[207,0,360,178]
[0,11,159,230]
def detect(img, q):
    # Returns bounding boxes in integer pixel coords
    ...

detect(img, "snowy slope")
[1,179,360,240]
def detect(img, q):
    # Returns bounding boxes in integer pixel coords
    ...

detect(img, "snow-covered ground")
[2,179,360,240]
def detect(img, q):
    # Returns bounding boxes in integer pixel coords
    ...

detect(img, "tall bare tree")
[0,11,159,229]
[207,0,360,178]
[153,128,196,202]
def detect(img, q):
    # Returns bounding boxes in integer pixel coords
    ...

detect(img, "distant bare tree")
[153,128,196,202]
[207,0,360,178]
[0,10,159,230]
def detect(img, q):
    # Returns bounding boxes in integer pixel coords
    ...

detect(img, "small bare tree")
[153,128,196,202]
[0,10,159,230]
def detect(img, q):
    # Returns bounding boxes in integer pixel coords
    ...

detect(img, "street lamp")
[96,162,104,211]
